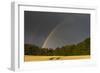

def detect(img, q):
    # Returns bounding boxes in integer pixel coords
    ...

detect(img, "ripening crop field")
[24,55,90,62]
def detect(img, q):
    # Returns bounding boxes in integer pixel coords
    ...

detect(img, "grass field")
[24,55,90,62]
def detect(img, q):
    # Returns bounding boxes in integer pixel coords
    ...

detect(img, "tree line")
[24,38,90,56]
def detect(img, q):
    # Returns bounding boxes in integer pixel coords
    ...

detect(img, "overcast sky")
[24,11,90,48]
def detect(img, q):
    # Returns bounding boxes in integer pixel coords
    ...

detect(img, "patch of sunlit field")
[24,55,90,62]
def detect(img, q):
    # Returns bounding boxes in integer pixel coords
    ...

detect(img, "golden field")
[24,55,90,62]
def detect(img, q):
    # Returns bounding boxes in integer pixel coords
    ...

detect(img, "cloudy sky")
[24,11,90,48]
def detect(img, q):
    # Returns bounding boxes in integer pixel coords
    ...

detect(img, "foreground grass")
[24,55,90,62]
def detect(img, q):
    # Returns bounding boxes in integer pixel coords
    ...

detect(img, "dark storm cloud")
[24,11,90,48]
[47,14,90,48]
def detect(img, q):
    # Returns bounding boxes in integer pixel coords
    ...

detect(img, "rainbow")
[42,19,66,48]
